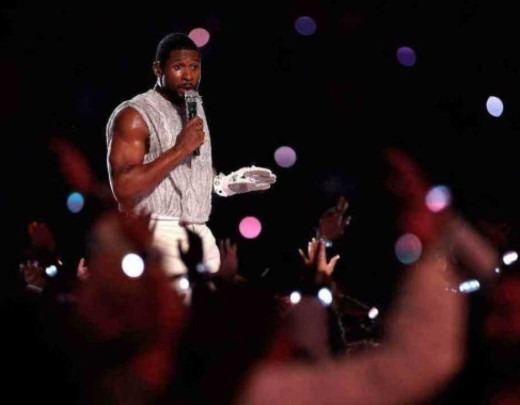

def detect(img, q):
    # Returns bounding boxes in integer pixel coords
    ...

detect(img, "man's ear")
[152,61,161,78]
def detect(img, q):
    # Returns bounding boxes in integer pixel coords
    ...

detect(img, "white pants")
[149,216,221,277]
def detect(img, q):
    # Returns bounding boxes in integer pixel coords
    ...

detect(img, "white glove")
[213,165,277,197]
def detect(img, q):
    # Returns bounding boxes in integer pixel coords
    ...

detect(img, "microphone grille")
[184,89,199,101]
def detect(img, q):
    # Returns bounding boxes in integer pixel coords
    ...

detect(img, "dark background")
[3,0,520,309]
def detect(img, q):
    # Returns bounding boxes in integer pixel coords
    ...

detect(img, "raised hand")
[218,238,239,281]
[384,147,440,244]
[318,195,351,243]
[76,257,89,282]
[19,260,47,291]
[213,166,277,197]
[384,147,499,278]
[178,225,205,276]
[27,221,56,252]
[298,238,340,278]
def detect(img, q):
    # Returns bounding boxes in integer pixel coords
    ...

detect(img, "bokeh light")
[459,279,480,293]
[274,146,297,168]
[67,192,84,213]
[394,233,422,264]
[45,264,58,277]
[290,291,301,304]
[189,27,210,47]
[397,46,417,67]
[368,307,379,319]
[121,253,145,278]
[425,185,452,212]
[317,287,333,306]
[178,276,190,291]
[294,16,317,36]
[486,95,504,117]
[239,216,262,239]
[502,250,518,266]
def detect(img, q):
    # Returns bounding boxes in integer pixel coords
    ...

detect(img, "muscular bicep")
[108,107,149,176]
[106,104,188,207]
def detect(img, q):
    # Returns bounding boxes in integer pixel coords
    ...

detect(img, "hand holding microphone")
[185,90,201,156]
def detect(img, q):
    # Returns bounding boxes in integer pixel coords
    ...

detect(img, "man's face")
[157,49,201,100]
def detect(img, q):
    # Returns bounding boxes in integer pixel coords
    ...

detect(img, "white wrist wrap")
[213,166,277,197]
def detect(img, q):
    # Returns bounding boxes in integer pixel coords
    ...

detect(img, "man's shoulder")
[115,89,154,108]
[109,90,154,118]
[107,92,149,132]
[129,88,157,103]
[110,87,149,104]
[127,89,168,116]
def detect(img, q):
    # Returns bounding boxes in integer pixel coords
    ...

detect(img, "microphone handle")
[187,101,200,156]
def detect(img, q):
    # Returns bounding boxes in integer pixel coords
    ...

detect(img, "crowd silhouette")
[4,140,520,405]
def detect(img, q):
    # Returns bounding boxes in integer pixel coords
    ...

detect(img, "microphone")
[184,90,200,156]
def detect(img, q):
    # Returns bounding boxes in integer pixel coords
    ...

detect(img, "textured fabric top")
[106,88,213,222]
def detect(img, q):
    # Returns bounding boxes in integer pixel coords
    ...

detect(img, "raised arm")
[107,106,204,209]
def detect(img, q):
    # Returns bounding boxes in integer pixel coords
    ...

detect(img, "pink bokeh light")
[274,146,297,168]
[239,216,262,239]
[189,28,210,47]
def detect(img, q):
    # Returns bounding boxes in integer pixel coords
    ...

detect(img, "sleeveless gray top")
[106,88,213,223]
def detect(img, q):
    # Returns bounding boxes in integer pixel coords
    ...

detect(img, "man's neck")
[154,85,183,106]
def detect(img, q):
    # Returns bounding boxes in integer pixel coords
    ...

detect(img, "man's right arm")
[107,106,203,209]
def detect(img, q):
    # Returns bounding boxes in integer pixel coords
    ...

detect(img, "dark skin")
[108,49,205,209]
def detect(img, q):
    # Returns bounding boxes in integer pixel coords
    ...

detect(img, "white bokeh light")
[317,287,333,306]
[290,291,301,304]
[45,264,58,277]
[121,253,145,278]
[502,250,518,266]
[178,276,190,291]
[459,279,480,293]
[486,96,504,117]
[368,307,379,319]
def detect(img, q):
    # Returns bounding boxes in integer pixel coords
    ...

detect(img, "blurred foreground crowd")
[3,140,520,405]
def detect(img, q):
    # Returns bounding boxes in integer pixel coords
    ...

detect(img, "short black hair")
[155,32,200,66]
